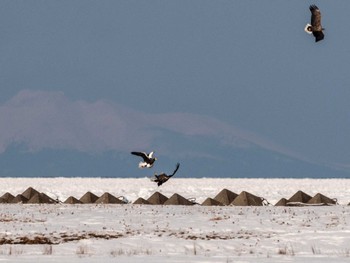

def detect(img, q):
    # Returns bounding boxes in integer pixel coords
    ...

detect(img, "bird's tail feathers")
[304,24,312,34]
[139,162,150,168]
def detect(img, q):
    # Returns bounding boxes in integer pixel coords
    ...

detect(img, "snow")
[1,178,350,262]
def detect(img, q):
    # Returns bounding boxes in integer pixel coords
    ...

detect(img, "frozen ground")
[0,178,350,262]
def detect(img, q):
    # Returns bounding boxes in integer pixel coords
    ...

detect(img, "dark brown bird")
[304,5,324,42]
[152,163,180,186]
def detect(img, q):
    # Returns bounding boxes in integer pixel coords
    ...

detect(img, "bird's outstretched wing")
[310,5,322,30]
[309,5,324,42]
[169,163,180,178]
[131,151,148,161]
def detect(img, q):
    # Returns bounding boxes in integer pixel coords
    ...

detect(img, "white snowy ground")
[1,178,350,262]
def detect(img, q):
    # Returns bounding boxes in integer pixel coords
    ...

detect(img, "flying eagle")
[131,151,157,168]
[304,5,324,42]
[151,163,180,186]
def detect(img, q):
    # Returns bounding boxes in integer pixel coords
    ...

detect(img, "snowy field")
[1,178,350,262]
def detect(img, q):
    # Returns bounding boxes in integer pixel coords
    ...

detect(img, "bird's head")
[304,24,313,34]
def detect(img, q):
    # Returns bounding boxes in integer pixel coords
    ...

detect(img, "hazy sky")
[0,1,350,177]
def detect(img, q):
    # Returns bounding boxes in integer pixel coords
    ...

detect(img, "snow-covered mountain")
[1,90,349,178]
[0,137,348,178]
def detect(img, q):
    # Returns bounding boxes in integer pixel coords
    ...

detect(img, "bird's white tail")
[139,162,151,168]
[304,23,312,34]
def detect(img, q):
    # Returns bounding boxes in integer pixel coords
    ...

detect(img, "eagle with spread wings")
[151,163,180,186]
[131,151,157,168]
[304,5,324,42]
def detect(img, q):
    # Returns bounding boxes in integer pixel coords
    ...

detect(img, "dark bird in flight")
[152,163,180,186]
[304,5,324,42]
[131,151,157,168]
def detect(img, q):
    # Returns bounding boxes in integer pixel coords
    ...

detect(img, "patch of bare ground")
[0,227,275,245]
[0,235,53,245]
[166,229,274,240]
[0,231,126,245]
[0,216,46,223]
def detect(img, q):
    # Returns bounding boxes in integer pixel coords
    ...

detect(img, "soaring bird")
[131,151,157,168]
[304,5,324,42]
[152,163,180,186]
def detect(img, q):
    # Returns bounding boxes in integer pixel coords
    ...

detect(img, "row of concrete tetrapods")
[0,187,340,206]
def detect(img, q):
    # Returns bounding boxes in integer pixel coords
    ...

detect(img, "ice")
[0,177,350,262]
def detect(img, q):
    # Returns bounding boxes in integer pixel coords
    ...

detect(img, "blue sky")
[0,1,350,178]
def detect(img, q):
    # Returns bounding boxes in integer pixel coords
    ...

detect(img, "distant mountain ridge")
[0,142,349,178]
[1,91,349,178]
